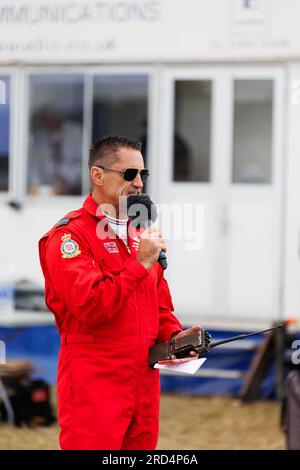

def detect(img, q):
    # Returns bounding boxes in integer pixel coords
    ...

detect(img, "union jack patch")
[104,242,119,253]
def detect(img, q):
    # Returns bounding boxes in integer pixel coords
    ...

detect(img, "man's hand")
[136,226,167,271]
[169,325,203,361]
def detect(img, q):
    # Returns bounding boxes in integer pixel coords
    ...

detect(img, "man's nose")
[132,172,144,189]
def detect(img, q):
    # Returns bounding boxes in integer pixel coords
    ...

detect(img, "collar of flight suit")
[82,193,140,255]
[83,193,135,234]
[83,193,107,220]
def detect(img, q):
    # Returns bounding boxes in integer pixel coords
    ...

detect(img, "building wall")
[0,0,300,63]
[0,0,300,323]
[0,197,84,284]
[283,63,300,319]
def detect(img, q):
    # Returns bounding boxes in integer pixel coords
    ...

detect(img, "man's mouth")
[120,188,141,197]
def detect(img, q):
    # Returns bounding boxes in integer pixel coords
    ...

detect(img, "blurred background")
[0,0,300,449]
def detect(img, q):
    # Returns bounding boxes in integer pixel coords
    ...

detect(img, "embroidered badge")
[104,242,119,253]
[61,234,81,259]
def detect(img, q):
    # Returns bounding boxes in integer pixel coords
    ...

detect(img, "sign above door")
[0,0,299,63]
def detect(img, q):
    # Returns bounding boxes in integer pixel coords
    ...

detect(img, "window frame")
[159,65,284,196]
[159,67,218,197]
[20,65,157,204]
[231,78,274,185]
[172,78,213,183]
[0,68,15,200]
[228,67,285,192]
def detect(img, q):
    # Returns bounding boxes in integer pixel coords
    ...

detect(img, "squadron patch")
[61,233,81,259]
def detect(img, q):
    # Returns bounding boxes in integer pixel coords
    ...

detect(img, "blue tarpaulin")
[0,324,286,398]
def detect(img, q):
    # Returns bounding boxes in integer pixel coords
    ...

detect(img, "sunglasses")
[94,165,149,183]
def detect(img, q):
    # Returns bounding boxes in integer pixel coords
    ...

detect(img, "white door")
[157,66,285,323]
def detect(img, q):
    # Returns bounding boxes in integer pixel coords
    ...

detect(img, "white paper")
[154,358,206,375]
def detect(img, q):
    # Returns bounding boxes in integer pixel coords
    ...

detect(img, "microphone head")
[127,194,158,227]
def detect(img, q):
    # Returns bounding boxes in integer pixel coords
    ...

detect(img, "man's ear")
[90,167,104,187]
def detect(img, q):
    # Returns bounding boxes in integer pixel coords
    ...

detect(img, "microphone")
[127,194,168,270]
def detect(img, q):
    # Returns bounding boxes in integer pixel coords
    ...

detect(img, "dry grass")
[159,394,285,450]
[0,391,285,450]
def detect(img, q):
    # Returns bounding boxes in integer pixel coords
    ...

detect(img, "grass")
[0,392,285,450]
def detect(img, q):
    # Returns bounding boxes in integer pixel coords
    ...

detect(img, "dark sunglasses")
[94,165,149,183]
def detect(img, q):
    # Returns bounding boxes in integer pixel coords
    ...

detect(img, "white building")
[0,0,300,328]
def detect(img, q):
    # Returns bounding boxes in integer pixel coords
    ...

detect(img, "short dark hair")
[88,135,142,169]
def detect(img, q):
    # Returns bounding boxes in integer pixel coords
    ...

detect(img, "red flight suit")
[38,193,182,450]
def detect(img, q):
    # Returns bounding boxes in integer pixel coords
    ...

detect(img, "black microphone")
[127,194,168,270]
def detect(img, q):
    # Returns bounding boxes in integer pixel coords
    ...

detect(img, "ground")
[0,391,285,450]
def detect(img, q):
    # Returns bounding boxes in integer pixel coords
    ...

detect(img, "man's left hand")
[170,325,202,361]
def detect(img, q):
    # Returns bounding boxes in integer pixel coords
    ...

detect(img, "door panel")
[159,67,284,322]
[228,198,278,318]
[160,196,216,316]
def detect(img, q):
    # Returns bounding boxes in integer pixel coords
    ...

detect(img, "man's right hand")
[136,227,167,271]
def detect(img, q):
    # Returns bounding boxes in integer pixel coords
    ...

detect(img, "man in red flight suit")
[39,135,200,450]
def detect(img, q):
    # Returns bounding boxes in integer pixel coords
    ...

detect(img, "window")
[173,80,212,182]
[0,76,10,191]
[27,74,84,195]
[232,80,273,184]
[92,75,148,164]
